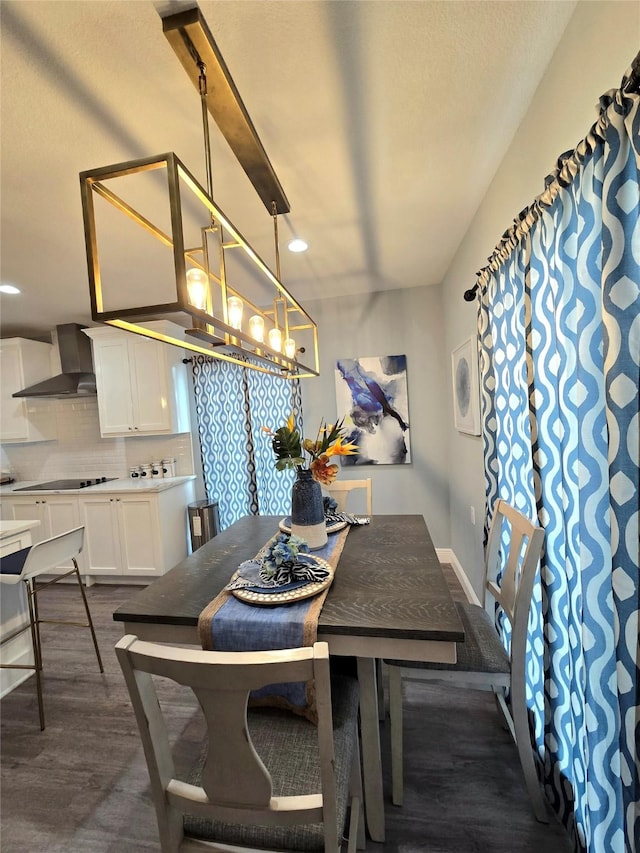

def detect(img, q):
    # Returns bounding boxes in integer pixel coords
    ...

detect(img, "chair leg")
[24,579,45,731]
[511,684,548,823]
[31,577,44,671]
[493,687,515,739]
[72,561,104,672]
[346,795,361,853]
[388,665,404,806]
[376,658,385,720]
[350,726,366,851]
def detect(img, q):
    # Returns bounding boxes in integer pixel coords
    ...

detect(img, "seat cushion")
[184,673,359,851]
[385,601,510,674]
[0,546,31,578]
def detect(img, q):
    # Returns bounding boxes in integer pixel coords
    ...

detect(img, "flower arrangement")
[259,533,310,584]
[262,413,358,484]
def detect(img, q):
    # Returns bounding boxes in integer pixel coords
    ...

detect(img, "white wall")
[0,397,194,482]
[301,284,450,546]
[441,1,639,595]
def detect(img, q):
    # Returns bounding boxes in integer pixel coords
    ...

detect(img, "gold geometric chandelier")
[79,6,319,379]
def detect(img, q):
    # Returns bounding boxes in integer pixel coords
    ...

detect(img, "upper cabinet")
[0,338,57,443]
[84,322,191,437]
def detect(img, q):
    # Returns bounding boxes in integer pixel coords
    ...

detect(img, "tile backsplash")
[0,397,194,482]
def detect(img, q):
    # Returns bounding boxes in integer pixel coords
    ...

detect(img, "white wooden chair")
[386,499,548,822]
[324,479,372,516]
[0,526,103,730]
[115,637,365,853]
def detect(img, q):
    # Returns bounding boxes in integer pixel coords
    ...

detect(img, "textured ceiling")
[0,0,577,339]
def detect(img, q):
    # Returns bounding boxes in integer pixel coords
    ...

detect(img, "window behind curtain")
[191,356,302,529]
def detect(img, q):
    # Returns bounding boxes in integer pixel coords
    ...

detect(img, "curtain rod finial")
[463,286,478,302]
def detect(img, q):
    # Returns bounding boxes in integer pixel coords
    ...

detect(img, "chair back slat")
[484,500,544,656]
[196,689,272,806]
[21,526,84,578]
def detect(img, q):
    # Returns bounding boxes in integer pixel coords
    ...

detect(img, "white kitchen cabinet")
[3,495,82,570]
[80,480,194,580]
[81,494,161,577]
[0,338,57,443]
[83,322,190,437]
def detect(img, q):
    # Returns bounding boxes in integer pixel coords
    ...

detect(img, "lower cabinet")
[81,495,161,577]
[5,495,82,570]
[0,525,37,698]
[80,481,194,580]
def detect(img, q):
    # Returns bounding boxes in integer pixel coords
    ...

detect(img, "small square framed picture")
[451,337,480,435]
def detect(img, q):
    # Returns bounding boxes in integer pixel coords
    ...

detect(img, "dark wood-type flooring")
[1,575,573,852]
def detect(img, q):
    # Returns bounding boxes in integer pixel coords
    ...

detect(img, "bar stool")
[0,526,103,729]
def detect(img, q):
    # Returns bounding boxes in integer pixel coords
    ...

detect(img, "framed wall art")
[451,337,480,435]
[335,354,411,465]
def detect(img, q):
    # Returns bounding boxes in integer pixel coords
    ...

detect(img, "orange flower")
[310,454,339,485]
[325,436,359,458]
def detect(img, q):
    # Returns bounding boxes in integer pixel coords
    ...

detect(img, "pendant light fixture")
[79,6,319,379]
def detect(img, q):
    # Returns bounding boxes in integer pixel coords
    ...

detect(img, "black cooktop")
[14,478,117,491]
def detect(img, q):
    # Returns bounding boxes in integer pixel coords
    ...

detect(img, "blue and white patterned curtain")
[191,356,303,529]
[478,63,638,853]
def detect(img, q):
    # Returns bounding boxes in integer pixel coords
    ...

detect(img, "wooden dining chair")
[385,499,548,822]
[324,479,372,516]
[0,525,103,730]
[116,637,365,853]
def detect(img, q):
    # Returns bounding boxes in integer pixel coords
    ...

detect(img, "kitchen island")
[0,518,40,696]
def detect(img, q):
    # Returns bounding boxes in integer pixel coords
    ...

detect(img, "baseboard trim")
[84,576,151,586]
[436,548,481,605]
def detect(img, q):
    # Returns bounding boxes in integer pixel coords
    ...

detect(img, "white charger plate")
[229,554,334,606]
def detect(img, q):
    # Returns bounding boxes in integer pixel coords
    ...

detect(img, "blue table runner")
[198,527,349,721]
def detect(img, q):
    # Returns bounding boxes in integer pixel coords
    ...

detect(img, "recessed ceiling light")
[0,284,21,294]
[287,238,308,253]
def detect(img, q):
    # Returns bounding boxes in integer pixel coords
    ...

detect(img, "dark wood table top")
[113,514,464,644]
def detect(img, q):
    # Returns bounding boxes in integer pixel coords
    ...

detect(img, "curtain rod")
[462,50,640,303]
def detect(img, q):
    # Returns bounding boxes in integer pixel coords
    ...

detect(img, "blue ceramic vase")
[290,468,327,550]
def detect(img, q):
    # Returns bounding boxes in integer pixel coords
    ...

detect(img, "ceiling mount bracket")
[162,6,290,214]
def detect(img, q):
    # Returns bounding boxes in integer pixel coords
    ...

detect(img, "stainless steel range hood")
[12,324,97,398]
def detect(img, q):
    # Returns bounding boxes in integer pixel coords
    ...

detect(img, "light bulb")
[268,327,282,353]
[249,315,265,343]
[186,268,208,310]
[284,338,296,359]
[288,238,308,253]
[227,296,244,330]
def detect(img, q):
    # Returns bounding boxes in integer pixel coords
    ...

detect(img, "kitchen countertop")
[0,476,196,497]
[0,519,41,538]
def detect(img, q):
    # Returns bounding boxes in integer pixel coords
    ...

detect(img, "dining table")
[113,513,464,842]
